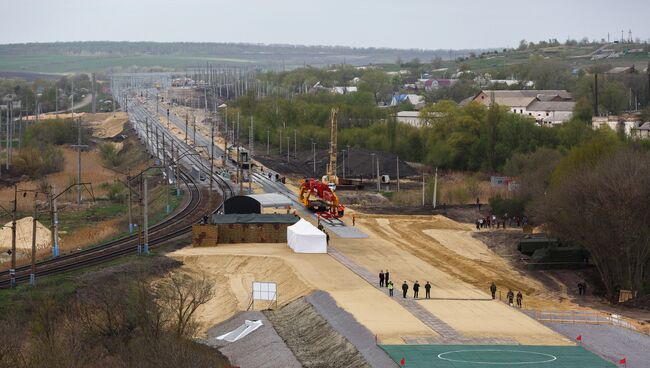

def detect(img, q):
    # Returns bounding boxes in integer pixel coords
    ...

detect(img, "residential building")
[468,90,574,125]
[389,94,425,110]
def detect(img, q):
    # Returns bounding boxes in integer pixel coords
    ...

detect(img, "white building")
[592,116,643,136]
[468,90,575,125]
[396,111,424,127]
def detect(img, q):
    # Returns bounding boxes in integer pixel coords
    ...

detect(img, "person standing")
[379,270,385,287]
[490,282,497,299]
[413,280,420,299]
[516,291,523,308]
[425,281,431,299]
[384,270,390,287]
[507,289,514,306]
[388,281,394,297]
[352,213,356,226]
[402,281,409,298]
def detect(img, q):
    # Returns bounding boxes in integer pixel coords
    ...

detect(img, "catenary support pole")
[433,167,438,208]
[143,176,149,254]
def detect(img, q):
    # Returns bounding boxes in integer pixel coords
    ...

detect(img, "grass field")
[380,345,616,368]
[0,54,253,74]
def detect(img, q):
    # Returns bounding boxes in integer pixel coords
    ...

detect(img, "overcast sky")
[3,0,649,49]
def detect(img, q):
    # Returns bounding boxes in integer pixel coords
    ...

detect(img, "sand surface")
[171,244,437,343]
[422,228,493,261]
[419,299,571,345]
[85,112,129,138]
[0,217,53,252]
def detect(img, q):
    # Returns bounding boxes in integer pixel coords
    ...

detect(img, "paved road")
[545,323,650,368]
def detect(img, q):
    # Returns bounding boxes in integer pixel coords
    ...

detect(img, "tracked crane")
[298,108,345,219]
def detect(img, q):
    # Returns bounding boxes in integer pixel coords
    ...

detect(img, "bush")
[99,143,120,167]
[489,195,526,216]
[101,181,126,203]
[13,145,64,178]
[23,118,87,147]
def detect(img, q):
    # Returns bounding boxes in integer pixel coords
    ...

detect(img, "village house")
[467,90,575,125]
[633,122,650,140]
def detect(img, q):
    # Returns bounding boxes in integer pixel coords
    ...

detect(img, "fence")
[527,309,648,335]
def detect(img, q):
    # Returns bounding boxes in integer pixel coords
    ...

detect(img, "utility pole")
[30,192,38,286]
[185,114,188,144]
[371,153,375,185]
[91,73,97,113]
[127,174,134,233]
[312,140,316,173]
[396,155,400,192]
[72,117,88,204]
[376,157,380,192]
[142,176,149,254]
[49,185,60,257]
[10,185,17,288]
[193,116,196,145]
[267,128,270,154]
[433,167,438,209]
[209,119,215,196]
[249,116,254,157]
[422,173,425,206]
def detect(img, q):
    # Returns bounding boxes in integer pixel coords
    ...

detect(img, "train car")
[227,145,251,169]
[191,165,207,181]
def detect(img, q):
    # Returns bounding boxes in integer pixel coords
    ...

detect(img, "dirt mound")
[0,217,53,253]
[256,147,418,179]
[170,254,313,336]
[265,297,371,368]
[85,112,129,138]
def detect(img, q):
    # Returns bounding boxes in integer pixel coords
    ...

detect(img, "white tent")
[287,219,327,253]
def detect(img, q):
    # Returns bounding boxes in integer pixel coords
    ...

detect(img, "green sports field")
[380,345,615,368]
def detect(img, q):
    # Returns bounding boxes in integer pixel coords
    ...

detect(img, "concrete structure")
[633,122,650,139]
[526,101,576,126]
[470,90,574,125]
[396,111,424,127]
[592,116,643,136]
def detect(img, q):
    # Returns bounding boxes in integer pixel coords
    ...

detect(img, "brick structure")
[192,224,219,247]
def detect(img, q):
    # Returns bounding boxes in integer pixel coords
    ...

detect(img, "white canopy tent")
[287,219,327,253]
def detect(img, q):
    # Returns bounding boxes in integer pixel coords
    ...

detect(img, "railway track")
[0,156,232,289]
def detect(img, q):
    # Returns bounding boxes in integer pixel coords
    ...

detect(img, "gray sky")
[3,0,649,49]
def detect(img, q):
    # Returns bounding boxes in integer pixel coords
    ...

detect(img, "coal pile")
[256,147,418,179]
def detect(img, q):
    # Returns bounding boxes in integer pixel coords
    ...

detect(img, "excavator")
[298,108,345,219]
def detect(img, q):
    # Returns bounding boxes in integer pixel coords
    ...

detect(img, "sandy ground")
[0,216,53,252]
[423,228,494,261]
[85,112,129,138]
[170,244,437,343]
[420,300,571,345]
[353,214,579,311]
[0,148,118,211]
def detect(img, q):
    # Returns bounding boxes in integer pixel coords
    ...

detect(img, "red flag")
[576,335,582,341]
[400,357,405,366]
[619,358,626,364]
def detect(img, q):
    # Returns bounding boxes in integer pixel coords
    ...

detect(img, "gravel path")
[545,323,650,368]
[204,311,302,368]
[306,291,398,368]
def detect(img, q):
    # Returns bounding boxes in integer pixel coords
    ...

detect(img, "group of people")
[577,281,588,295]
[476,213,529,230]
[401,280,432,299]
[379,270,393,295]
[490,282,524,308]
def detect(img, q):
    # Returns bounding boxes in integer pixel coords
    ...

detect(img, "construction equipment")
[298,178,345,219]
[322,108,339,189]
[298,107,345,219]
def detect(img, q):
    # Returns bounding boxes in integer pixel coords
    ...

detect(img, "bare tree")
[530,148,650,300]
[155,272,215,338]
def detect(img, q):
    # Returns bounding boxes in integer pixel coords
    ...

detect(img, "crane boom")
[324,108,339,185]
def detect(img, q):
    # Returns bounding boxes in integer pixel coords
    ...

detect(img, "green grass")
[0,54,253,74]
